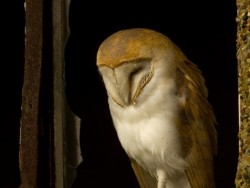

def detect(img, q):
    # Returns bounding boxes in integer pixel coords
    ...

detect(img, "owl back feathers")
[177,60,217,188]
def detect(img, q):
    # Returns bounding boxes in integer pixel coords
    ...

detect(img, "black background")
[3,0,238,188]
[1,1,24,187]
[65,1,238,188]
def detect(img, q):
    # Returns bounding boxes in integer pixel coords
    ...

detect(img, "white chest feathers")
[108,78,188,177]
[97,28,216,188]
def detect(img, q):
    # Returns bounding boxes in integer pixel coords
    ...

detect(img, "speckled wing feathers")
[178,60,217,188]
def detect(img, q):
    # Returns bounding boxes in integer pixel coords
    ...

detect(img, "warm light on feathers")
[97,28,217,188]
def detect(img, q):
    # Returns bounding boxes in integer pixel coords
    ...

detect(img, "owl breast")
[108,77,189,176]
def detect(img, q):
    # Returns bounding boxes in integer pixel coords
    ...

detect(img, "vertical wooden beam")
[235,0,250,187]
[19,0,43,187]
[53,0,82,187]
[20,0,80,187]
[52,0,64,186]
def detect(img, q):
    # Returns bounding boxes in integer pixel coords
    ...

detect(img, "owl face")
[98,58,153,107]
[97,28,185,107]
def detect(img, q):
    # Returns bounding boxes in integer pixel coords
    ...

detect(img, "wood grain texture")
[235,0,250,187]
[19,0,43,187]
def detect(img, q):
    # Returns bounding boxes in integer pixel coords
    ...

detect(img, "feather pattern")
[96,28,217,188]
[177,60,217,188]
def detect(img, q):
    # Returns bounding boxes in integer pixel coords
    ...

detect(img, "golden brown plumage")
[177,60,217,188]
[97,28,217,188]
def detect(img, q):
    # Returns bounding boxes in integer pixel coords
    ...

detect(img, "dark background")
[1,1,24,187]
[3,0,238,188]
[65,1,238,188]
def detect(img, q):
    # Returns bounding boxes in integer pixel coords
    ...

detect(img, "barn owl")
[96,28,217,188]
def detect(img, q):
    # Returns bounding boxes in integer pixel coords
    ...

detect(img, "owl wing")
[177,60,217,188]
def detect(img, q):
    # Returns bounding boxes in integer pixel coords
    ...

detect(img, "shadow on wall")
[65,1,238,188]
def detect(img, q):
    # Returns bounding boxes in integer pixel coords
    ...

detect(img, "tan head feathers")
[96,28,178,68]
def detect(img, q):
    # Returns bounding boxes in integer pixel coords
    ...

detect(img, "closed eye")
[129,67,143,81]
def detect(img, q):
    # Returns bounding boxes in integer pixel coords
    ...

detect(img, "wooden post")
[53,0,82,187]
[19,0,43,187]
[19,0,80,187]
[235,0,250,187]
